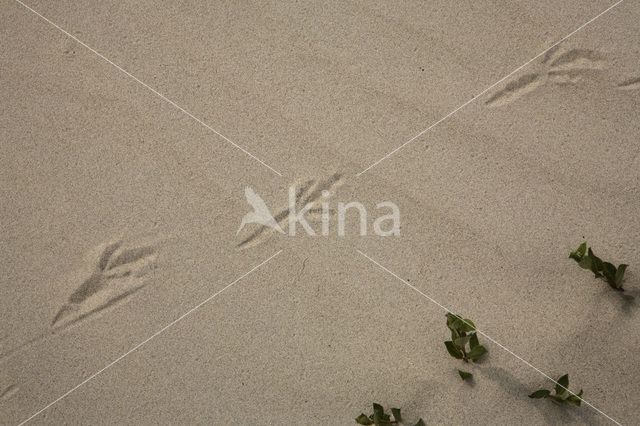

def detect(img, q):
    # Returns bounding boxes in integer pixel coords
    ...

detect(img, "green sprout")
[529,374,583,406]
[355,403,424,425]
[570,242,629,294]
[444,313,487,379]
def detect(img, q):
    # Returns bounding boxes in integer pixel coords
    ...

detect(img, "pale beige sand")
[1,0,639,424]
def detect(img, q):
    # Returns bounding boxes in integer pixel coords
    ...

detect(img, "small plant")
[529,374,583,406]
[444,313,487,377]
[569,242,629,293]
[355,403,424,425]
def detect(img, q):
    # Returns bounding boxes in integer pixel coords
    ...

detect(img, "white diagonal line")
[18,250,283,425]
[13,0,283,177]
[356,0,624,176]
[356,249,622,425]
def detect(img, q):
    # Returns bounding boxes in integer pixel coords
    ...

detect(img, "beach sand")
[1,0,639,424]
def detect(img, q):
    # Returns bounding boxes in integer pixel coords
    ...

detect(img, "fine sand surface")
[1,0,639,424]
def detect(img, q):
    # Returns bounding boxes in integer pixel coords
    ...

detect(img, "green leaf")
[372,403,384,417]
[461,319,476,332]
[467,345,487,362]
[446,313,473,333]
[569,243,587,261]
[555,374,569,395]
[551,397,565,406]
[588,248,603,273]
[371,403,384,425]
[567,390,583,406]
[578,255,592,270]
[446,313,457,329]
[458,370,473,380]
[469,333,479,349]
[447,323,457,335]
[528,389,550,399]
[566,395,582,406]
[615,264,627,287]
[452,317,465,332]
[391,408,402,421]
[602,262,616,281]
[444,341,463,359]
[454,335,471,348]
[413,420,426,426]
[356,414,373,425]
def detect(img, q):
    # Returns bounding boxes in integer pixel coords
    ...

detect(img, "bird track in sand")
[51,238,159,328]
[1,237,161,363]
[237,173,344,249]
[485,47,609,107]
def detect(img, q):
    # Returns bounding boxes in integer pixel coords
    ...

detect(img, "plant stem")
[594,272,624,291]
[606,280,624,291]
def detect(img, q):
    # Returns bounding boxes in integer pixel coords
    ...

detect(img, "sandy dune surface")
[1,0,639,424]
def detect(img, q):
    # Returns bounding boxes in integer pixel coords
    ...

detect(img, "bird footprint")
[51,238,159,329]
[486,46,606,107]
[1,238,161,364]
[237,173,343,248]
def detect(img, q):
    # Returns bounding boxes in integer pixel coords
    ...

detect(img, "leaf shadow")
[617,270,639,314]
[401,378,441,423]
[612,288,638,314]
[590,270,639,314]
[477,365,527,396]
[558,308,633,425]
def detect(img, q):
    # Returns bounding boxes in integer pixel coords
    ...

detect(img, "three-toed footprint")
[486,46,607,107]
[52,238,159,329]
[0,238,162,363]
[237,173,343,249]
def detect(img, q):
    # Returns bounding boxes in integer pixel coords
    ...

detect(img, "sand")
[1,0,639,424]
